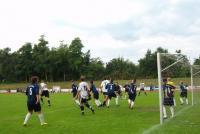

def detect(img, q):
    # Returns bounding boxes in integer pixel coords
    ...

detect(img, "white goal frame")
[157,52,191,124]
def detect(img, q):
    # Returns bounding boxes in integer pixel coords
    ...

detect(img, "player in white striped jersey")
[40,80,51,106]
[75,76,94,115]
[100,78,110,106]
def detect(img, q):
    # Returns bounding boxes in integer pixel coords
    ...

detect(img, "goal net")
[157,53,191,124]
[191,65,200,106]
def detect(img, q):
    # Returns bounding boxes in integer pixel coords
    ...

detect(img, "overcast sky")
[0,0,200,64]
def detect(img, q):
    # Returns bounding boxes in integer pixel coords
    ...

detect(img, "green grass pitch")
[0,91,199,134]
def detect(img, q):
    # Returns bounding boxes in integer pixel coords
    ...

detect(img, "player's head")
[31,76,38,84]
[163,78,167,83]
[167,77,171,81]
[110,79,113,83]
[132,79,136,83]
[103,77,106,80]
[180,81,183,84]
[90,80,93,84]
[80,75,85,81]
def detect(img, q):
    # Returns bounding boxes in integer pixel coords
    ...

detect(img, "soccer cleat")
[81,112,85,115]
[23,123,27,126]
[164,116,167,119]
[41,122,48,126]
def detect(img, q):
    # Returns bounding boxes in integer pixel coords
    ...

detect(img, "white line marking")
[142,105,192,134]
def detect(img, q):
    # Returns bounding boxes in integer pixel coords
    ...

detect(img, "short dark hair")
[80,76,85,81]
[90,80,93,84]
[31,76,38,84]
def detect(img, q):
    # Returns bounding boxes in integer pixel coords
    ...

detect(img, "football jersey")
[129,83,137,95]
[106,83,115,93]
[78,82,89,99]
[40,82,48,91]
[163,84,174,98]
[180,84,187,92]
[26,84,39,104]
[71,83,78,93]
[90,84,98,94]
[101,80,110,92]
[140,83,145,89]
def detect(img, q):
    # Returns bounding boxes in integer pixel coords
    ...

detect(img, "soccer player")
[162,78,176,119]
[138,82,147,96]
[101,77,110,106]
[90,80,102,107]
[71,80,80,106]
[115,82,122,105]
[23,76,47,126]
[75,76,95,115]
[179,81,189,105]
[123,82,130,99]
[167,77,176,106]
[105,79,117,107]
[127,79,137,109]
[40,80,51,106]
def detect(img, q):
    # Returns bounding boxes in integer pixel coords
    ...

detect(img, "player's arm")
[75,89,80,100]
[36,85,40,104]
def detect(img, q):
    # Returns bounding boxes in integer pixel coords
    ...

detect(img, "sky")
[0,0,200,64]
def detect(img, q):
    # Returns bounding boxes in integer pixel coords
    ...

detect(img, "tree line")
[0,35,199,82]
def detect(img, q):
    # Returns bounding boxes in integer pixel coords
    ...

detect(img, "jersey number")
[29,88,32,95]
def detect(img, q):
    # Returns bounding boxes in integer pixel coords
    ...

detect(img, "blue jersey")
[106,83,115,93]
[26,84,39,104]
[71,83,78,93]
[129,83,137,95]
[90,84,98,94]
[163,84,173,98]
[180,84,187,92]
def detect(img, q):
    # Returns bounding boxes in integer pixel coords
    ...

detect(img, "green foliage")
[0,35,193,82]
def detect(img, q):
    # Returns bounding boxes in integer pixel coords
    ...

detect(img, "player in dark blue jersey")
[127,79,137,109]
[105,79,117,107]
[90,80,102,107]
[23,76,47,126]
[179,81,189,105]
[71,80,80,106]
[162,78,175,119]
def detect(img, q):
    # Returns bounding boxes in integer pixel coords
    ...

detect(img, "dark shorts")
[27,102,41,112]
[129,94,136,101]
[80,98,88,104]
[41,90,49,97]
[180,91,187,98]
[108,92,116,99]
[140,88,144,91]
[163,97,174,106]
[72,92,77,98]
[93,93,99,100]
[103,92,108,96]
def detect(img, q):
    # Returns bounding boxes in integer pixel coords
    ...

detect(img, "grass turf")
[0,91,199,134]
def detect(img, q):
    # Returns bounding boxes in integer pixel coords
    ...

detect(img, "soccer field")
[0,92,199,134]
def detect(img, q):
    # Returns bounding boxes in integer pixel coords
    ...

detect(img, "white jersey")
[140,83,145,89]
[78,81,89,99]
[101,80,110,92]
[40,82,48,91]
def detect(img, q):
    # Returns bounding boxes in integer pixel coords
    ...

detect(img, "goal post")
[157,52,191,125]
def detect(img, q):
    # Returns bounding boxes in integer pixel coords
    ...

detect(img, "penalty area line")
[141,105,192,134]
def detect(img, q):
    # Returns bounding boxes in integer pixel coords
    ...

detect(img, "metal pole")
[157,53,163,124]
[191,66,194,106]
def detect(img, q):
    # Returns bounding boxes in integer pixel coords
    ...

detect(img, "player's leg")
[23,102,33,126]
[170,97,175,118]
[34,103,47,125]
[114,93,119,106]
[85,101,95,113]
[102,93,108,106]
[79,99,85,115]
[45,91,51,106]
[163,106,167,119]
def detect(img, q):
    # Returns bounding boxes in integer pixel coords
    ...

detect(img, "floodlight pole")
[191,66,194,106]
[157,53,163,124]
